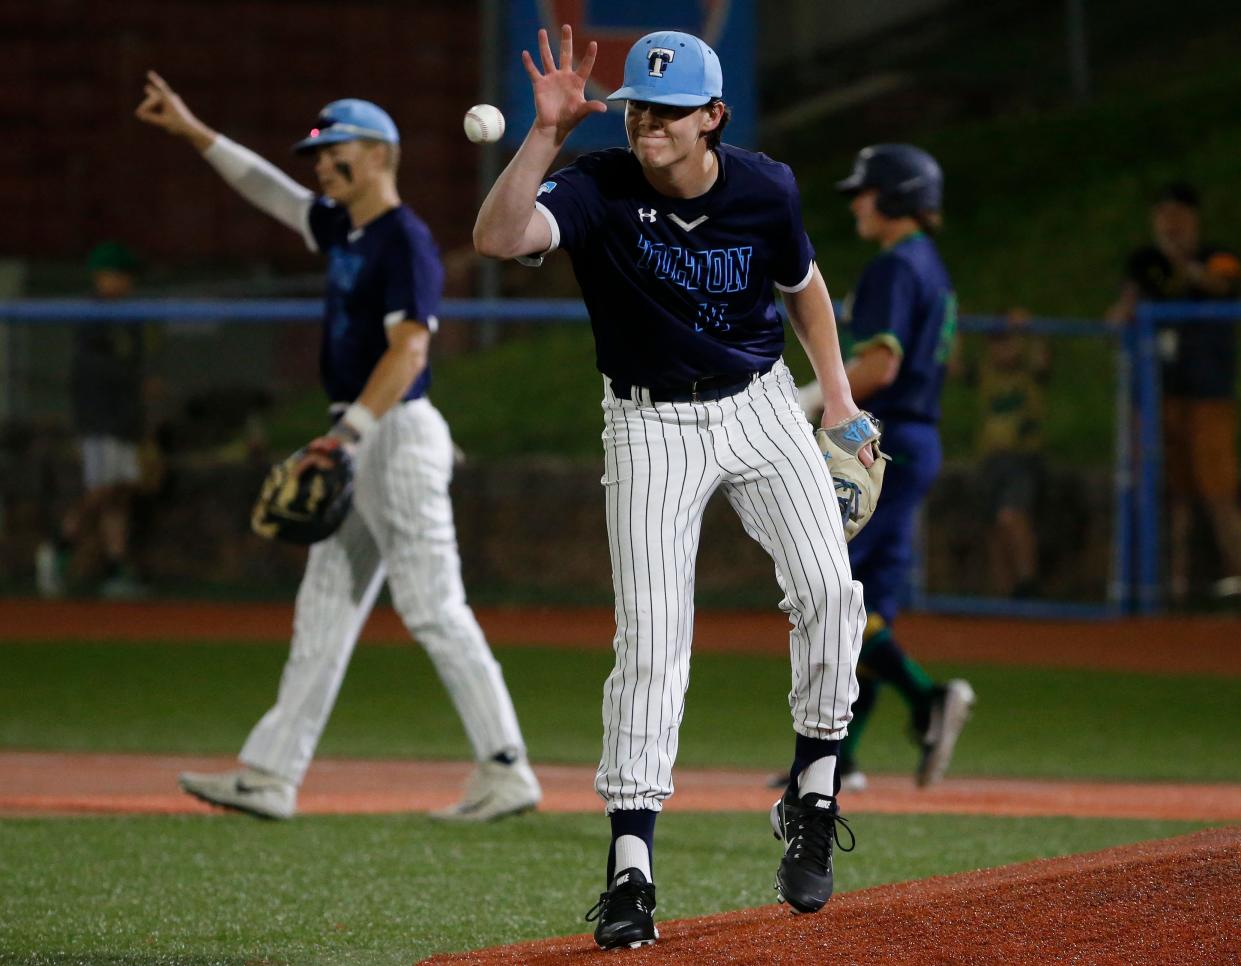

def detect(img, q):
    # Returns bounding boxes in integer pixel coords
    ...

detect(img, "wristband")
[334,402,378,443]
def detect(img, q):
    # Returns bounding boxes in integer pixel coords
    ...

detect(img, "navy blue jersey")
[531,144,816,388]
[308,198,443,404]
[844,232,955,424]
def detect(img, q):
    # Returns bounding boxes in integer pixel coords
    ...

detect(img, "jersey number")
[695,302,731,333]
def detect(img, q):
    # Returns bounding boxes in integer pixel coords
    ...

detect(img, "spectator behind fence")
[973,309,1050,598]
[36,242,152,599]
[1106,182,1241,603]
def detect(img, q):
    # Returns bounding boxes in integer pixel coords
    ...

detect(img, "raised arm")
[135,71,313,239]
[473,25,607,259]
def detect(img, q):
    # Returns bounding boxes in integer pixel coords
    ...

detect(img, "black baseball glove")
[250,439,354,545]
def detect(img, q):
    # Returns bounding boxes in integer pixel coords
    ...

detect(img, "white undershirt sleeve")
[202,135,317,251]
[774,261,816,294]
[515,203,561,267]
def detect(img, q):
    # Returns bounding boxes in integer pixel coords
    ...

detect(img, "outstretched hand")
[522,25,607,145]
[135,71,213,148]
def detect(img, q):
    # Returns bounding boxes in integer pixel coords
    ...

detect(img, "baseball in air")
[464,104,505,144]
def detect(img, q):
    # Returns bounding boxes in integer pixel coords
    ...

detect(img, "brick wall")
[1,0,481,266]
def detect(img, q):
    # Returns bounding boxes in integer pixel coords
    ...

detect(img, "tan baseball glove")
[816,411,887,541]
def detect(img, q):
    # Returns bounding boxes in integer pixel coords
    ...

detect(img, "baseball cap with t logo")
[607,30,723,107]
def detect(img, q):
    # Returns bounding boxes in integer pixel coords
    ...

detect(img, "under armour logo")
[638,208,657,223]
[647,47,675,77]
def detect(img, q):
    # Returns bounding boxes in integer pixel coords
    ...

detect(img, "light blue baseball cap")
[607,31,723,107]
[292,99,400,154]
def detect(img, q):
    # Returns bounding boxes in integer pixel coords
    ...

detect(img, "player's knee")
[395,594,488,656]
[801,573,860,616]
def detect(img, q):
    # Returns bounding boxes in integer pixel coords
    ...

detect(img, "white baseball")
[464,104,505,144]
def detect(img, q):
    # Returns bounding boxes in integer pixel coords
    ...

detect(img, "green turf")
[2,642,1238,783]
[0,811,1210,965]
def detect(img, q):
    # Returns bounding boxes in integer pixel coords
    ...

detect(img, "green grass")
[0,812,1211,964]
[430,326,604,459]
[3,631,1232,960]
[2,642,1239,782]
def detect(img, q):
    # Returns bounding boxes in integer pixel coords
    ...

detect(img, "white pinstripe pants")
[241,399,525,785]
[595,359,864,813]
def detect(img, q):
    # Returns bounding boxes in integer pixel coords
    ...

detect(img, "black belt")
[612,362,774,404]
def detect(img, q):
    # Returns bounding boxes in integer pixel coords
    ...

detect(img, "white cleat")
[839,769,868,794]
[178,767,297,820]
[916,679,976,787]
[430,759,542,822]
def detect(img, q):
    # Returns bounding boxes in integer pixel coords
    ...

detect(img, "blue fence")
[1127,300,1241,613]
[2,297,1238,616]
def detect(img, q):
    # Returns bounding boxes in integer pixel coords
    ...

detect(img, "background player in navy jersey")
[136,72,540,822]
[475,26,875,946]
[799,145,975,793]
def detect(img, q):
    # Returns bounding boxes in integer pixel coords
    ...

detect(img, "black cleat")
[771,789,855,914]
[585,867,658,949]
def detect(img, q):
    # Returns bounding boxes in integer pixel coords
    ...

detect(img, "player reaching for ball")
[135,72,540,822]
[475,26,874,947]
[796,145,975,794]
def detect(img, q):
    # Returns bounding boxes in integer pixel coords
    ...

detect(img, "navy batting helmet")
[836,144,943,219]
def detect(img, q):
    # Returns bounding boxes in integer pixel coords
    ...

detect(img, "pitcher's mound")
[421,827,1239,964]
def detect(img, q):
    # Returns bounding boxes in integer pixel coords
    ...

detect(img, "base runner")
[798,144,975,793]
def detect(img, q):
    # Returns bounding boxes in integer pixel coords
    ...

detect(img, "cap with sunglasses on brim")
[607,31,723,107]
[292,99,399,155]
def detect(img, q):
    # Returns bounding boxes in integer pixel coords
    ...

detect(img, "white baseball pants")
[241,399,525,785]
[595,359,864,812]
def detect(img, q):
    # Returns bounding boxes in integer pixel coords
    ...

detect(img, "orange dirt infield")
[2,598,1240,675]
[420,827,1241,965]
[4,751,1241,822]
